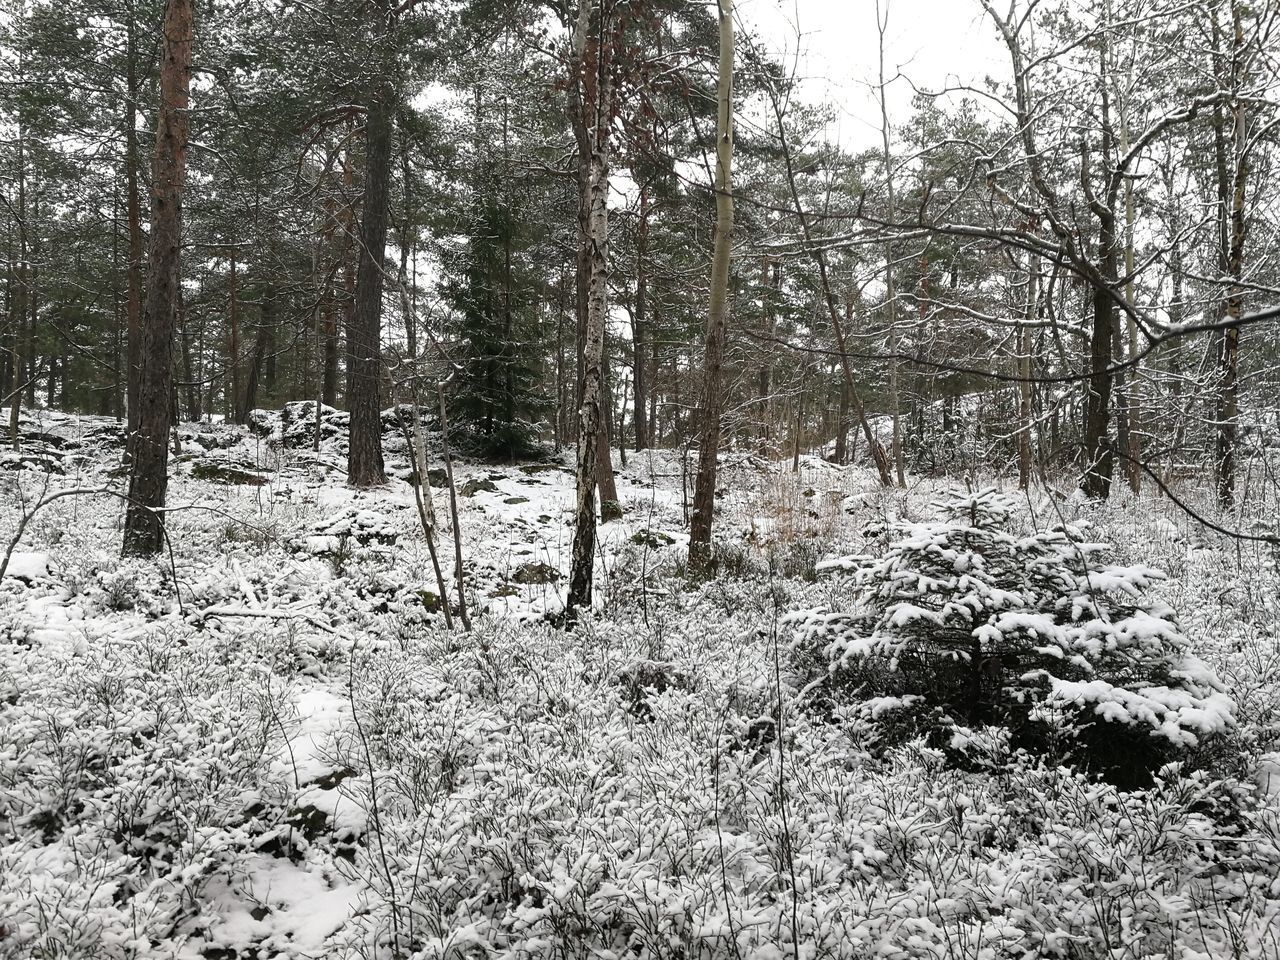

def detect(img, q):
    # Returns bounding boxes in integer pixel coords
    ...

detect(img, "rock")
[192,432,238,451]
[512,561,558,585]
[520,463,568,475]
[461,477,499,496]
[303,508,398,551]
[244,409,275,437]
[0,452,64,474]
[191,461,268,486]
[83,423,126,446]
[407,467,449,488]
[281,401,348,448]
[504,496,529,505]
[631,530,675,548]
[21,431,72,449]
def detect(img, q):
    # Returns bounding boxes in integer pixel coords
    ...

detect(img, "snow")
[0,410,1277,958]
[3,551,48,580]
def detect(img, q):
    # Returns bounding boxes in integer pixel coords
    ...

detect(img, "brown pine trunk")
[689,0,735,567]
[7,124,26,450]
[180,285,200,421]
[632,184,649,450]
[834,379,849,465]
[125,4,144,439]
[340,137,358,406]
[346,0,394,487]
[227,247,241,420]
[241,286,274,417]
[123,0,192,557]
[400,143,416,360]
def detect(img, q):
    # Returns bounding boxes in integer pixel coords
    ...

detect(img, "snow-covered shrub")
[0,626,288,959]
[790,488,1236,784]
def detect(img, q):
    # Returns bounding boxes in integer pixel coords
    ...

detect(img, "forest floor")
[2,407,1279,959]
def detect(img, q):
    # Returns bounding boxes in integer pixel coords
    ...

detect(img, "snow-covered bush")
[790,488,1236,784]
[0,625,289,958]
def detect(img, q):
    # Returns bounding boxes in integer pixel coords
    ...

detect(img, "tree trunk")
[1081,233,1116,499]
[632,184,649,450]
[340,137,358,406]
[834,379,849,465]
[400,139,417,360]
[768,84,892,487]
[876,0,906,486]
[346,0,395,487]
[7,120,26,450]
[566,0,618,615]
[125,3,144,440]
[555,262,567,450]
[758,258,778,451]
[123,0,192,557]
[438,383,470,631]
[689,0,735,567]
[241,286,274,417]
[180,285,200,421]
[1017,255,1037,489]
[596,347,621,521]
[227,247,241,420]
[1215,7,1247,509]
[1080,97,1118,500]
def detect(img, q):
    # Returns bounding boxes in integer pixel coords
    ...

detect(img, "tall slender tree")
[122,0,192,556]
[689,0,734,567]
[566,0,621,615]
[346,0,397,487]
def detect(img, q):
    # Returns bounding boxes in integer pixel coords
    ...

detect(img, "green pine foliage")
[791,489,1236,786]
[445,196,548,461]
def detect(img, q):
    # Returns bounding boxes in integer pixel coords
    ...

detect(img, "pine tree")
[792,489,1235,785]
[446,196,547,459]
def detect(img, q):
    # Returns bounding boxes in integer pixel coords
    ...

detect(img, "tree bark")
[566,0,618,615]
[632,183,649,450]
[124,2,144,440]
[1017,255,1037,490]
[689,0,735,567]
[227,247,241,421]
[123,0,192,557]
[1215,5,1247,508]
[346,0,395,487]
[241,285,274,417]
[7,116,26,450]
[340,135,358,405]
[179,285,200,421]
[876,0,905,486]
[1080,73,1119,501]
[757,259,778,452]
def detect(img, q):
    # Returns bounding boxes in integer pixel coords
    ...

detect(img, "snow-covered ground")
[2,408,1278,959]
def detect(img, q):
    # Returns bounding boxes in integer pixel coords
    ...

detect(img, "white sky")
[737,0,1009,150]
